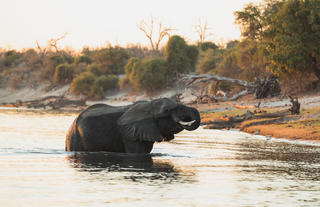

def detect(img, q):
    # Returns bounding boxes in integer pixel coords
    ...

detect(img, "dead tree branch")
[180,74,281,102]
[193,18,213,43]
[48,32,68,52]
[137,17,174,51]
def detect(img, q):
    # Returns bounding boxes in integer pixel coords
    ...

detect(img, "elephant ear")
[117,98,178,142]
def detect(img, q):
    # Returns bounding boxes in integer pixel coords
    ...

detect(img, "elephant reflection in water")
[66,152,190,183]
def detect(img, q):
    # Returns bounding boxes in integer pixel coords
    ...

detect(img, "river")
[0,109,320,207]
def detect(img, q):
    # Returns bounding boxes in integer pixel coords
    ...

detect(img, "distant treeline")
[0,0,319,99]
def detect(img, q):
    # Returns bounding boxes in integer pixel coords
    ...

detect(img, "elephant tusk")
[178,120,196,126]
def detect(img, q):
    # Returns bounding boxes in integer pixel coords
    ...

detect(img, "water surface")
[0,109,320,207]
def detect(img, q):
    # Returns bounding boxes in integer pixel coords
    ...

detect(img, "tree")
[197,48,223,74]
[236,39,267,81]
[125,57,168,92]
[139,58,168,92]
[71,72,96,95]
[47,33,68,52]
[54,64,74,84]
[165,35,199,77]
[137,16,174,51]
[264,0,320,82]
[93,46,129,75]
[234,3,264,40]
[193,18,213,43]
[198,41,218,51]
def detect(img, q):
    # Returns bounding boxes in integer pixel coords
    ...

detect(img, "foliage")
[236,39,267,81]
[216,49,242,79]
[87,64,102,76]
[22,49,42,67]
[93,46,130,75]
[125,57,141,88]
[234,3,264,40]
[264,0,320,81]
[164,35,199,77]
[3,50,21,67]
[90,75,119,98]
[226,40,240,49]
[74,55,92,64]
[54,64,74,84]
[197,48,223,74]
[125,57,168,92]
[138,58,168,92]
[48,52,74,67]
[71,72,96,95]
[94,75,119,91]
[198,41,218,51]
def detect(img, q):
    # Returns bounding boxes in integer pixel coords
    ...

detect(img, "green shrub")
[54,64,74,84]
[139,58,168,92]
[197,49,223,74]
[87,64,102,76]
[165,35,199,77]
[94,75,119,90]
[198,41,218,51]
[125,57,140,87]
[74,55,92,64]
[90,75,119,98]
[93,46,130,75]
[48,52,74,67]
[71,72,96,95]
[3,50,21,67]
[125,58,168,92]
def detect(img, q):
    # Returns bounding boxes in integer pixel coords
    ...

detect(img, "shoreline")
[196,95,320,142]
[1,86,320,142]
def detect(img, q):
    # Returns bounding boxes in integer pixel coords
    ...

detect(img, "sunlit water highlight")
[0,109,320,207]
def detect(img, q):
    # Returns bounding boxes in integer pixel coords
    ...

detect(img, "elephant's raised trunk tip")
[172,106,200,131]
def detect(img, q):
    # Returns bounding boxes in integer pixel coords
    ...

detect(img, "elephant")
[65,98,200,153]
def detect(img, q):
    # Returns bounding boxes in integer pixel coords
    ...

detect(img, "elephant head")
[117,98,201,143]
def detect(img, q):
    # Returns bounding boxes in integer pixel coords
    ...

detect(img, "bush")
[198,41,218,51]
[71,72,96,95]
[54,64,74,84]
[49,54,64,67]
[125,58,140,88]
[93,46,130,75]
[165,35,199,77]
[3,50,21,67]
[197,49,223,74]
[48,52,74,67]
[90,75,119,98]
[74,55,92,64]
[94,75,119,90]
[139,59,168,92]
[125,58,168,92]
[87,64,102,76]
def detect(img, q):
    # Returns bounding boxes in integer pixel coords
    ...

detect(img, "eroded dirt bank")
[197,94,320,141]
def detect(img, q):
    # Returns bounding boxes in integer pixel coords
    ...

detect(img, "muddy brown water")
[0,109,320,207]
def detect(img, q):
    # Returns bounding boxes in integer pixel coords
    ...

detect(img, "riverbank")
[197,94,320,141]
[1,84,320,141]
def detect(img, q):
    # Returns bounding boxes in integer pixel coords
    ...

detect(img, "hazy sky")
[0,0,261,50]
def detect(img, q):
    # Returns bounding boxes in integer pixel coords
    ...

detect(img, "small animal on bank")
[65,98,200,153]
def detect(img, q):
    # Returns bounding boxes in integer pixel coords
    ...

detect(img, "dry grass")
[199,103,320,141]
[243,120,320,141]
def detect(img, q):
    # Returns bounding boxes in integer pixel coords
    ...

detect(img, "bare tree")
[137,17,174,51]
[35,40,47,57]
[193,18,213,43]
[47,32,68,52]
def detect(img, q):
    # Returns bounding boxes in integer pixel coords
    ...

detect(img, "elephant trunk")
[171,106,201,131]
